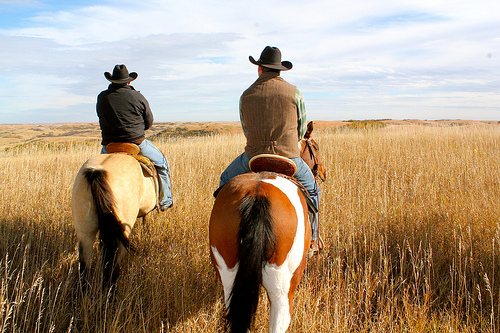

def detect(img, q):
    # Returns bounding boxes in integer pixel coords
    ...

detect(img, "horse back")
[209,172,310,268]
[73,154,156,226]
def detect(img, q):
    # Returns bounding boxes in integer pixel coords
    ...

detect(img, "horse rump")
[226,194,277,332]
[83,166,134,285]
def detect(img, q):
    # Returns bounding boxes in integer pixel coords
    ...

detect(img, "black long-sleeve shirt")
[97,83,154,145]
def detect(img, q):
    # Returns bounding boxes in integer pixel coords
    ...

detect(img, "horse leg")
[76,229,97,290]
[74,211,99,280]
[263,239,308,333]
[102,219,135,288]
[78,237,94,270]
[102,242,128,287]
[210,246,238,308]
[263,267,293,333]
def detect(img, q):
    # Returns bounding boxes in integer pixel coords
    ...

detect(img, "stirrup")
[307,236,324,259]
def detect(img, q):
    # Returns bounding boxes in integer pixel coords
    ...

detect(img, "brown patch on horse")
[210,174,260,269]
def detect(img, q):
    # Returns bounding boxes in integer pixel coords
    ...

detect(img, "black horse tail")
[83,167,134,285]
[227,194,277,333]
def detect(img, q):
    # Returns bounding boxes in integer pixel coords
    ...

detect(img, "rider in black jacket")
[96,64,173,211]
[97,82,154,145]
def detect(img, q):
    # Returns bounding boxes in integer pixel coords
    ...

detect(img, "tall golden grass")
[1,123,500,332]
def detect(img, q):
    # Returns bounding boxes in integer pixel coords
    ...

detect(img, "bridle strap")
[303,139,320,177]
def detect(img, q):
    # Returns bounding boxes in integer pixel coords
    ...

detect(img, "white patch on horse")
[211,245,238,308]
[262,176,305,332]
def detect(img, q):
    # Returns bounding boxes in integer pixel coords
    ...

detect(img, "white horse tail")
[83,166,134,285]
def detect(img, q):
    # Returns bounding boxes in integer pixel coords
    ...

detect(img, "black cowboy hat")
[104,64,138,83]
[249,46,292,71]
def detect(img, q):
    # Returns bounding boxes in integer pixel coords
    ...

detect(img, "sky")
[0,0,499,124]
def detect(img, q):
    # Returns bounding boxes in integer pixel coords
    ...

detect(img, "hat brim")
[104,72,138,83]
[249,56,292,71]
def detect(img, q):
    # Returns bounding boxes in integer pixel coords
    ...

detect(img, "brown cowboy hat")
[249,46,292,71]
[104,64,138,83]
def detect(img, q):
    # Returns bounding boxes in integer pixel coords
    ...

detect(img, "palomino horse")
[71,146,157,287]
[209,121,325,333]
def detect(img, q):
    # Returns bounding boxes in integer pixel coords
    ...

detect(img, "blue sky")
[0,0,499,123]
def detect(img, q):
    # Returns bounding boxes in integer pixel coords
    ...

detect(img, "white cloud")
[0,0,499,123]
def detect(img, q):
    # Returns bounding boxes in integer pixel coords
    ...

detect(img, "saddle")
[249,154,297,177]
[106,142,140,155]
[106,142,159,206]
[250,154,317,215]
[214,154,317,215]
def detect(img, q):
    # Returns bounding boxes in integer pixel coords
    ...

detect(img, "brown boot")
[307,236,324,258]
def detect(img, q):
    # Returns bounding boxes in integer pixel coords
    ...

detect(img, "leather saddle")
[249,155,318,215]
[214,154,318,215]
[249,154,297,177]
[106,143,155,176]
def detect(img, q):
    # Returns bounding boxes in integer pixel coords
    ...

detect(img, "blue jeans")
[219,153,320,240]
[101,139,173,208]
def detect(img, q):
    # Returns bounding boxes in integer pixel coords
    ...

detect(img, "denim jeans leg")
[292,157,321,241]
[139,140,173,208]
[219,153,251,187]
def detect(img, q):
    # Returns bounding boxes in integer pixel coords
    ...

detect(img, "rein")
[302,139,321,180]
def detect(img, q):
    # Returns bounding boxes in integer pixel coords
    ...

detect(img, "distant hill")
[1,120,497,149]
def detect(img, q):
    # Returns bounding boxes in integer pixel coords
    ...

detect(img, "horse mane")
[83,166,135,285]
[226,194,277,332]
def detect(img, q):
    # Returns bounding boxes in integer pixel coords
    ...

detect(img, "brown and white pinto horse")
[209,121,324,333]
[71,151,157,287]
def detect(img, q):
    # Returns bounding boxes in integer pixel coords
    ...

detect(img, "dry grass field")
[1,120,500,332]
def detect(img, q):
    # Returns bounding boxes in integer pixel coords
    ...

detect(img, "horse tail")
[227,194,277,333]
[83,167,133,284]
